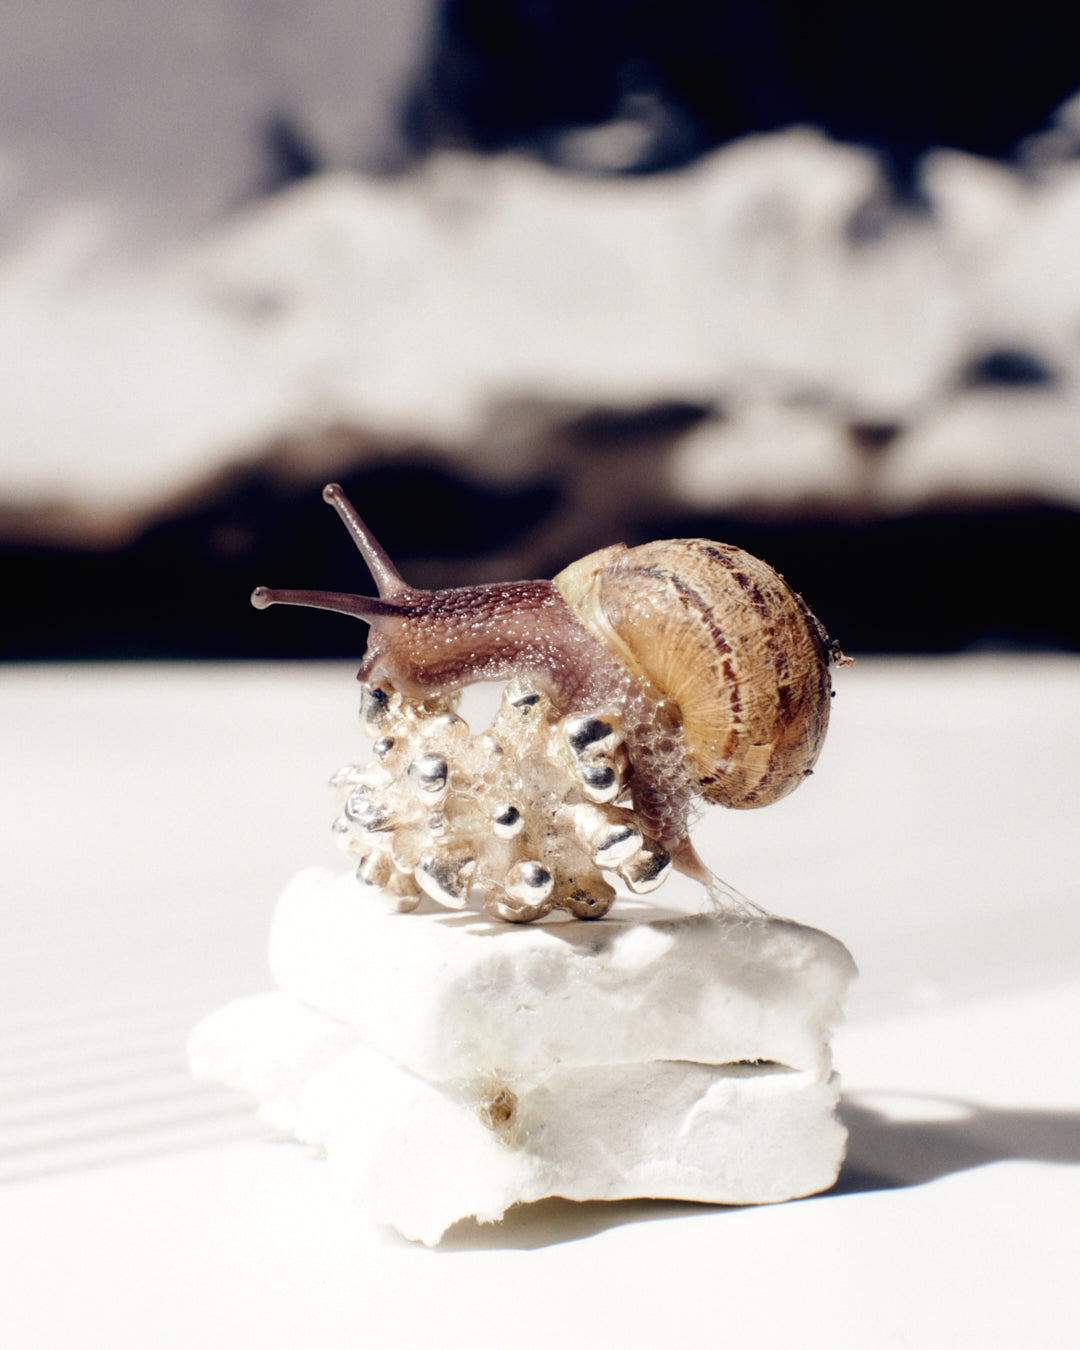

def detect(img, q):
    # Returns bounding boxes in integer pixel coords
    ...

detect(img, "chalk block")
[267,869,854,1080]
[190,867,857,1244]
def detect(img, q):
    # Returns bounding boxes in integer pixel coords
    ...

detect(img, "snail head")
[251,484,427,689]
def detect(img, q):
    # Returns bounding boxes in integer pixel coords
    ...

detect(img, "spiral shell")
[554,539,834,810]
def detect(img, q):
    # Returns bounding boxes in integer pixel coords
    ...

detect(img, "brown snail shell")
[555,538,835,811]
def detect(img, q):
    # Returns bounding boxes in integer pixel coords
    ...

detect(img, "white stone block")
[268,868,855,1080]
[190,867,856,1244]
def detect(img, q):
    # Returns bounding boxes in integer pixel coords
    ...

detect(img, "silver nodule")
[504,859,554,905]
[415,850,476,909]
[491,803,524,838]
[407,752,450,805]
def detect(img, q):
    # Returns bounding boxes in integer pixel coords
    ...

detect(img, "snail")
[253,483,847,894]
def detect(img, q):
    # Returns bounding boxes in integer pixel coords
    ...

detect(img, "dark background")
[3,0,1079,660]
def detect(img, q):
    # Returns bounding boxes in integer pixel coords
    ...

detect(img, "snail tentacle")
[250,586,409,623]
[322,482,408,598]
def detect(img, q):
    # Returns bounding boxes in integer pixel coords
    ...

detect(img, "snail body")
[253,484,845,892]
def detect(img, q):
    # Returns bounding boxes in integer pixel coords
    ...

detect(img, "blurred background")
[2,0,1080,659]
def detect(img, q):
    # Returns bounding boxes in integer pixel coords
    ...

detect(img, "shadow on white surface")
[834,1091,1080,1193]
[8,1066,1078,1246]
[0,999,274,1185]
[413,1195,719,1252]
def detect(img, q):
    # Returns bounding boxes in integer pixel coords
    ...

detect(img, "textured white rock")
[188,990,358,1132]
[191,866,856,1244]
[268,867,856,1082]
[191,989,848,1246]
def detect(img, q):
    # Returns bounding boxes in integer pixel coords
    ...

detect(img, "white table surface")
[2,656,1078,1348]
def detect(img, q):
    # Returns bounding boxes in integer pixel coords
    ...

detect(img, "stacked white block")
[190,868,857,1245]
